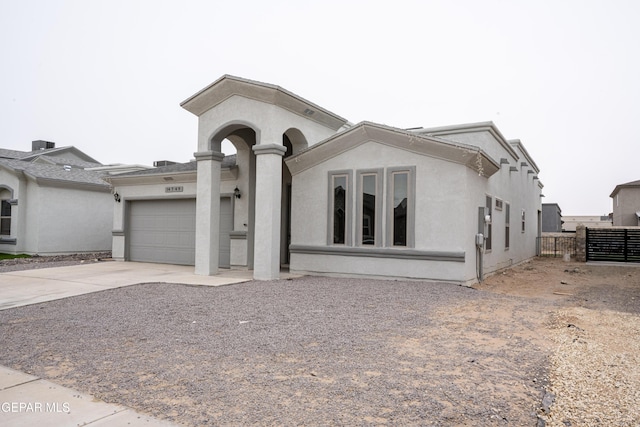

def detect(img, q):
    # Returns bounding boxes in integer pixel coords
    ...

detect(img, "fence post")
[575,225,587,262]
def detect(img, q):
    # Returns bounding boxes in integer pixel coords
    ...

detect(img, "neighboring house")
[0,140,149,255]
[562,215,612,232]
[542,203,563,233]
[610,179,640,226]
[108,75,543,285]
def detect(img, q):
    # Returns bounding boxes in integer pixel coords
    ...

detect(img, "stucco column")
[194,150,225,275]
[252,143,287,280]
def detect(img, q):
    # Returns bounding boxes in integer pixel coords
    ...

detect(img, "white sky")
[1,0,638,215]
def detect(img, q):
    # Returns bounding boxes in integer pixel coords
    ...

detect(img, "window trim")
[356,169,383,247]
[0,199,11,236]
[327,170,353,246]
[386,166,416,248]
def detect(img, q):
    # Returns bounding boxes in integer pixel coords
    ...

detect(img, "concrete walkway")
[0,365,178,426]
[0,261,299,426]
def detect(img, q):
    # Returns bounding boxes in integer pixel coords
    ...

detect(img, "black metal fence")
[537,236,576,258]
[586,228,640,262]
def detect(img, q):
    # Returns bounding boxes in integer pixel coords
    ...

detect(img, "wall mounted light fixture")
[234,187,241,199]
[114,192,121,203]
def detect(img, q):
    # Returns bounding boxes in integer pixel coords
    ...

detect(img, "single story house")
[108,75,543,285]
[0,140,148,255]
[610,179,640,226]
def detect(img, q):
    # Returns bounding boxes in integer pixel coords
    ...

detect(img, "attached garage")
[127,197,233,267]
[128,199,197,265]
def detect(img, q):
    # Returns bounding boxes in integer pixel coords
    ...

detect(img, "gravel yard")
[0,257,638,426]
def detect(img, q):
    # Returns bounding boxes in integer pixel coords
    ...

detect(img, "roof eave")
[414,121,521,162]
[180,75,348,131]
[286,121,500,177]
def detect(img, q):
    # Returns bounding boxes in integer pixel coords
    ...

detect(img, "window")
[357,170,382,246]
[505,203,510,249]
[521,210,526,233]
[0,200,10,236]
[328,171,352,245]
[495,198,503,211]
[485,196,492,250]
[329,167,414,248]
[387,167,415,248]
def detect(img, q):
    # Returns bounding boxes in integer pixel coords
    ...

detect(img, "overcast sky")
[1,0,638,215]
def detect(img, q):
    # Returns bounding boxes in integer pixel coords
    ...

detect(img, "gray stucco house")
[611,179,640,226]
[108,75,543,285]
[0,141,135,255]
[542,203,563,233]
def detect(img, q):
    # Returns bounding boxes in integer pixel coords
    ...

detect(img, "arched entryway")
[210,124,258,270]
[181,75,348,280]
[281,129,308,266]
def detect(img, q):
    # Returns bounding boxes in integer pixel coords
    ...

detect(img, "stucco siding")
[613,187,640,226]
[291,253,465,282]
[34,186,112,254]
[197,95,338,153]
[433,130,517,167]
[290,141,471,279]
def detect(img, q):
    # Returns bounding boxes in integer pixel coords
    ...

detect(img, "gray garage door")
[129,199,197,265]
[128,198,233,267]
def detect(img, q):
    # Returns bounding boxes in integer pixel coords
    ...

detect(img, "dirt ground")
[477,258,640,426]
[0,257,638,426]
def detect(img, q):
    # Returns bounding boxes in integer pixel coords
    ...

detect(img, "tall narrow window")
[521,210,526,233]
[392,171,408,246]
[0,200,10,236]
[333,175,347,244]
[361,173,377,245]
[485,196,492,250]
[505,203,510,249]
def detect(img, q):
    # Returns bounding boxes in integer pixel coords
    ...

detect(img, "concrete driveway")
[0,261,261,311]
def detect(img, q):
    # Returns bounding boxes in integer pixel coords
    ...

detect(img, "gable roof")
[0,145,101,164]
[0,158,110,191]
[610,179,640,198]
[31,155,102,169]
[180,75,349,131]
[410,121,520,162]
[0,148,31,159]
[285,121,500,177]
[20,146,101,164]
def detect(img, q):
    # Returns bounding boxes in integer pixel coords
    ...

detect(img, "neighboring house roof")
[0,145,101,164]
[0,158,110,190]
[180,75,349,131]
[30,155,103,169]
[0,148,31,159]
[20,146,101,164]
[285,121,500,177]
[610,179,640,198]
